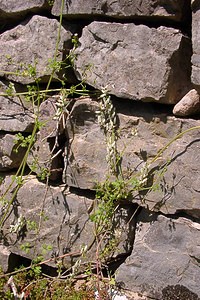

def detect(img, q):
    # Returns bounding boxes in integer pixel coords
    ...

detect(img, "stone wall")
[0,1,200,299]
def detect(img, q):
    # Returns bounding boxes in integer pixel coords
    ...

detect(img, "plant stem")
[150,125,200,165]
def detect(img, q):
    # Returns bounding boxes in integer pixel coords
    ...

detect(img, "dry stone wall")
[0,1,200,299]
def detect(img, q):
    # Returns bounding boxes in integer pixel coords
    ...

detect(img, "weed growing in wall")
[97,88,121,176]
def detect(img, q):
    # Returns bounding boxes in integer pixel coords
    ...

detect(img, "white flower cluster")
[97,88,119,175]
[9,214,26,234]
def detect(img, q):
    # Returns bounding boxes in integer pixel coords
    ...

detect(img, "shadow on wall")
[162,284,200,300]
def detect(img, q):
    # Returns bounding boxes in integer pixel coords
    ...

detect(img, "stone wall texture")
[0,1,200,299]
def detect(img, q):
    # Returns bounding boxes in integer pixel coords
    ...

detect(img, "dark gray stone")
[0,15,74,84]
[116,209,200,299]
[0,81,34,132]
[162,285,200,300]
[74,22,191,104]
[0,0,47,20]
[52,0,189,22]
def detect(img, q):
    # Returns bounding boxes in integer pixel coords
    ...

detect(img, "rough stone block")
[0,81,34,132]
[74,22,191,104]
[0,0,47,19]
[116,209,200,299]
[0,15,74,84]
[52,0,189,22]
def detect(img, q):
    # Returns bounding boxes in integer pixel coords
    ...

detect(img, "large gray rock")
[0,133,27,171]
[191,1,200,92]
[116,209,200,299]
[52,0,189,22]
[0,81,34,132]
[74,22,191,104]
[0,0,47,20]
[0,15,74,84]
[64,98,200,218]
[0,176,135,268]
